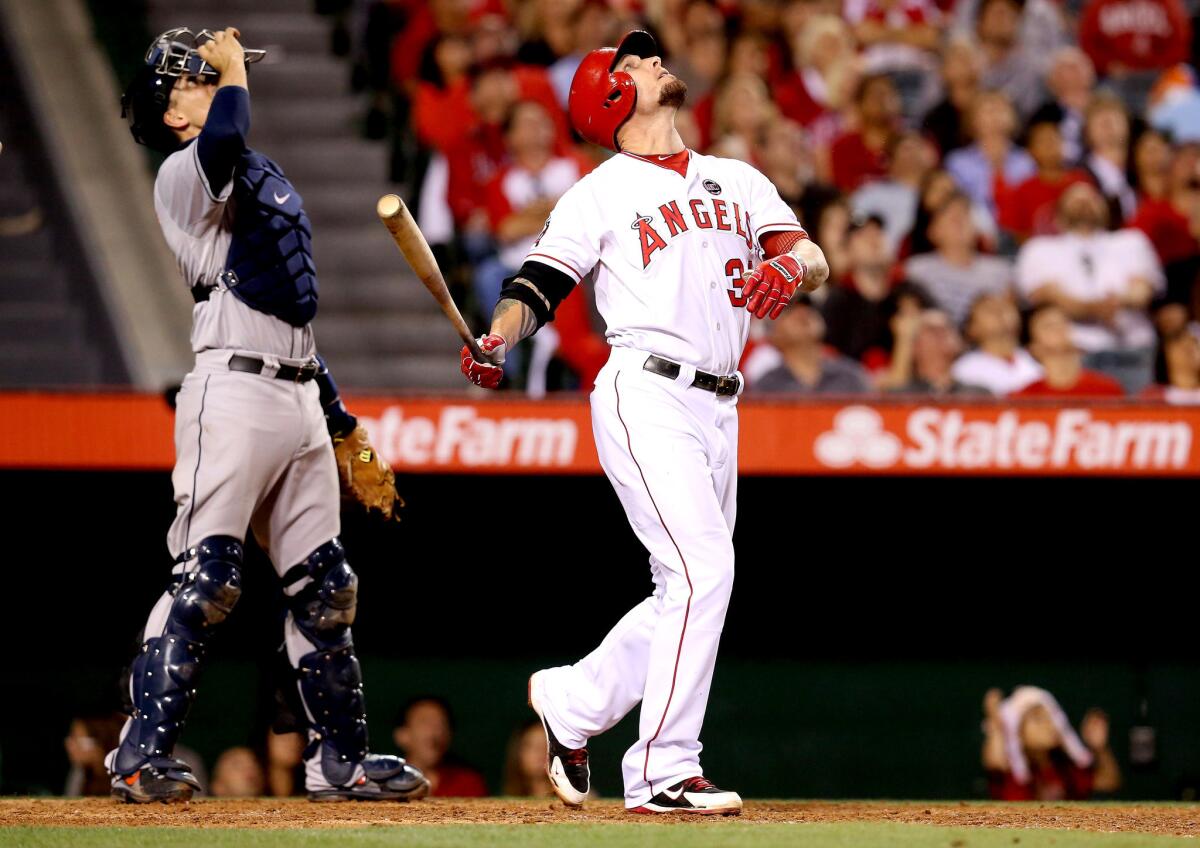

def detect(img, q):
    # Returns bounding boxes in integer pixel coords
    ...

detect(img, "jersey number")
[724,259,747,308]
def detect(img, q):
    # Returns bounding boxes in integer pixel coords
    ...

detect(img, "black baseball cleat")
[307,755,431,802]
[110,758,201,804]
[630,776,743,816]
[528,671,589,807]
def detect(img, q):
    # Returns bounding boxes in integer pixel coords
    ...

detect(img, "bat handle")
[464,335,490,365]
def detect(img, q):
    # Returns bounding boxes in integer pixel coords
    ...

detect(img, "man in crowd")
[904,191,1012,327]
[1016,182,1163,392]
[755,295,872,394]
[883,307,989,395]
[393,698,488,798]
[1014,304,1125,397]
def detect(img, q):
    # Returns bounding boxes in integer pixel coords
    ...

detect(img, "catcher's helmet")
[120,27,265,152]
[568,30,659,152]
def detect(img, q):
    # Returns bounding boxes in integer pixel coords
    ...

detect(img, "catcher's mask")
[120,27,266,152]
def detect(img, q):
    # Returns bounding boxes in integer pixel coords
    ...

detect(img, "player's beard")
[658,78,687,108]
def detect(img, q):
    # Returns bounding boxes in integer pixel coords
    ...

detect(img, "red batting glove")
[460,333,507,389]
[742,254,807,320]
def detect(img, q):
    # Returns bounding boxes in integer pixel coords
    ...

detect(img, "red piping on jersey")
[527,253,583,282]
[614,371,693,798]
[620,149,691,178]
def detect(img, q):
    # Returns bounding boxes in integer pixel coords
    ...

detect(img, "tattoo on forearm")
[492,298,538,344]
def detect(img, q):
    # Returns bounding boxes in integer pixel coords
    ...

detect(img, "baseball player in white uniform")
[460,31,830,815]
[108,27,427,803]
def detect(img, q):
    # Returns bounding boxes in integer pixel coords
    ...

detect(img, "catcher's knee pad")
[112,536,243,775]
[285,538,357,651]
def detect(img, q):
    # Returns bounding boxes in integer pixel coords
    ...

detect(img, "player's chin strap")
[282,538,370,785]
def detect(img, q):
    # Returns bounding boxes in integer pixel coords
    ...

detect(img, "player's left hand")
[741,254,806,320]
[333,425,405,522]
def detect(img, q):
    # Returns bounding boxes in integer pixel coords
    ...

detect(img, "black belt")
[642,354,741,396]
[228,354,319,383]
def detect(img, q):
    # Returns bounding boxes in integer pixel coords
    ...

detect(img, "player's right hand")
[197,28,244,75]
[741,254,806,320]
[460,334,506,389]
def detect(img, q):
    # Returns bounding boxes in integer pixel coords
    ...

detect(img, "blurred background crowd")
[319,0,1200,399]
[60,685,1124,800]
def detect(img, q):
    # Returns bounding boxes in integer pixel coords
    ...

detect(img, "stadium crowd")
[327,0,1200,399]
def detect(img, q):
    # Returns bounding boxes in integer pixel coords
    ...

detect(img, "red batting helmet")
[568,30,659,152]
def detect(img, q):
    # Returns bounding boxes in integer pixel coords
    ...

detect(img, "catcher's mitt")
[333,425,404,521]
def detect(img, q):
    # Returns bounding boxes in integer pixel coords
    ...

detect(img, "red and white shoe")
[528,671,589,807]
[630,776,743,816]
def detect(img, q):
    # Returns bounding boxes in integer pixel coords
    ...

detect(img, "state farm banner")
[2,392,1198,476]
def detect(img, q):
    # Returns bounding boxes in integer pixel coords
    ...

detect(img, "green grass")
[0,824,1192,848]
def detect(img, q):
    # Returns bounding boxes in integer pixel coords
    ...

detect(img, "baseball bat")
[375,194,489,363]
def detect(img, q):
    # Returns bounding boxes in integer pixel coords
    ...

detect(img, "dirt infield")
[2,798,1198,835]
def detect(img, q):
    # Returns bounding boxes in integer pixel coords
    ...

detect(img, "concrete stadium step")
[0,302,84,342]
[318,274,433,312]
[314,225,410,275]
[300,184,398,228]
[0,264,69,302]
[0,228,54,261]
[315,311,461,357]
[266,139,388,186]
[250,97,361,141]
[242,55,350,101]
[324,353,464,391]
[0,342,102,387]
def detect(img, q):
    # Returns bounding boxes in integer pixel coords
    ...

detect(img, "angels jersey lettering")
[526,149,805,376]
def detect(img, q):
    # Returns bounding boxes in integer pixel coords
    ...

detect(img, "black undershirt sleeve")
[497,260,578,330]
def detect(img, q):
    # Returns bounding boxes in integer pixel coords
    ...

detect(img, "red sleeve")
[483,169,514,233]
[414,81,474,151]
[389,2,438,91]
[444,139,483,226]
[760,230,808,256]
[995,174,1023,236]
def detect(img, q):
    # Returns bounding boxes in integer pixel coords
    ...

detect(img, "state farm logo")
[815,407,901,468]
[814,406,1192,471]
[358,405,578,468]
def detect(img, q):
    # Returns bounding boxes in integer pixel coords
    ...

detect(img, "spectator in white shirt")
[951,293,1044,394]
[1015,181,1164,392]
[904,191,1013,327]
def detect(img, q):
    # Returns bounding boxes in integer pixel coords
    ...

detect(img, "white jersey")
[526,149,806,376]
[154,140,315,359]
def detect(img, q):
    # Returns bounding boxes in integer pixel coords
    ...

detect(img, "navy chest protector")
[223,150,318,327]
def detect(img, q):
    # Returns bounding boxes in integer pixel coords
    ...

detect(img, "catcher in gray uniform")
[108,26,427,803]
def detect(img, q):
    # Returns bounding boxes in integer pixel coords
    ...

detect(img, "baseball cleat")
[528,671,589,807]
[307,755,430,802]
[629,776,743,816]
[110,758,201,804]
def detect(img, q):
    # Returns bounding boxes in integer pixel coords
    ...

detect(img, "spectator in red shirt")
[996,117,1091,241]
[1131,143,1200,266]
[392,697,487,798]
[476,100,591,313]
[829,73,902,192]
[1079,0,1191,79]
[982,687,1120,801]
[775,14,859,156]
[1014,303,1127,396]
